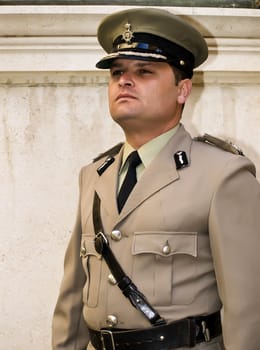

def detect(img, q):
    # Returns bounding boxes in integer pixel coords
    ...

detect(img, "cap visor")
[96,51,167,69]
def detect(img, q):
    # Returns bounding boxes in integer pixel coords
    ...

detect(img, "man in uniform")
[52,8,260,350]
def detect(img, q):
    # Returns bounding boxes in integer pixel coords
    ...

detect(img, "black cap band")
[105,33,195,78]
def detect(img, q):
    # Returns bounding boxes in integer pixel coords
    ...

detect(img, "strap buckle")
[100,329,116,350]
[95,231,109,254]
[201,320,211,342]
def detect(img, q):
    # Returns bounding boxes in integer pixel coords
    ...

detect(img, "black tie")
[117,151,142,212]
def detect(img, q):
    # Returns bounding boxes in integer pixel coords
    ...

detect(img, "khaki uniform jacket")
[52,125,260,350]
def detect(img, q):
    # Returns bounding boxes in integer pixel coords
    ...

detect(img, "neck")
[124,123,180,149]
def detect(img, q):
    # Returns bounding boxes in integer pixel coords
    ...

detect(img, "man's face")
[108,59,189,138]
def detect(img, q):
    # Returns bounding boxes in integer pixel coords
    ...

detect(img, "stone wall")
[0,5,259,350]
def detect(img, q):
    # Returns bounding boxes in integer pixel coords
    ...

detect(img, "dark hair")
[170,64,192,85]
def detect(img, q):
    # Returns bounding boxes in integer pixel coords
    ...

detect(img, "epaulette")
[194,133,244,156]
[93,142,124,162]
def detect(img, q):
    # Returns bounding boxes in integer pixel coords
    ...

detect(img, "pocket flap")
[133,232,197,257]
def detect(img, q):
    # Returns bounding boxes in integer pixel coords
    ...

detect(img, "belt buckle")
[100,329,116,350]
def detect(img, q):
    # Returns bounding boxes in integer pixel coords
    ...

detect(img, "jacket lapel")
[94,147,123,223]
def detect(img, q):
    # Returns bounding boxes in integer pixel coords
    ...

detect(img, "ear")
[177,79,192,104]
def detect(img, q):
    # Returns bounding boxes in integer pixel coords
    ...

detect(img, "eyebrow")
[110,61,154,69]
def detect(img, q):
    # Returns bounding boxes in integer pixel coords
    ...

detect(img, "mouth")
[116,93,137,101]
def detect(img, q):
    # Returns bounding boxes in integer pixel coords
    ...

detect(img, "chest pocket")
[80,234,102,308]
[132,232,197,306]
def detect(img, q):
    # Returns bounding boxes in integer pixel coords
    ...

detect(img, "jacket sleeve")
[52,169,89,350]
[209,156,260,350]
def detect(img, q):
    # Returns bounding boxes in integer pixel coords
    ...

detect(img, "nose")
[118,72,134,87]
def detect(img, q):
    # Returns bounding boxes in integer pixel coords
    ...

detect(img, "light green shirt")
[118,124,180,191]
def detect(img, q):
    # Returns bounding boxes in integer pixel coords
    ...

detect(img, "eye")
[110,69,123,77]
[138,69,152,75]
[136,68,154,76]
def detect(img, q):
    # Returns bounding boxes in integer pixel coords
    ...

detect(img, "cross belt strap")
[88,311,222,350]
[92,191,165,326]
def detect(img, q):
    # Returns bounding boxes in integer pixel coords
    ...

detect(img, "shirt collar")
[120,124,180,173]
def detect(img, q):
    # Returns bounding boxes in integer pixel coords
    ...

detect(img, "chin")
[112,112,137,122]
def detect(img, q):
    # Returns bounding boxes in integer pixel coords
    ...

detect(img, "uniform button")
[111,230,122,241]
[106,315,118,327]
[162,240,171,255]
[108,273,117,285]
[80,242,87,257]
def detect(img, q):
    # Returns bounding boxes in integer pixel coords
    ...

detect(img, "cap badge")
[122,22,134,43]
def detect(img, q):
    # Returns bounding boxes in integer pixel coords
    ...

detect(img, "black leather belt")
[89,311,222,350]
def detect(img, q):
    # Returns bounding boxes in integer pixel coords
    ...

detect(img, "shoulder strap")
[93,142,124,162]
[194,133,244,156]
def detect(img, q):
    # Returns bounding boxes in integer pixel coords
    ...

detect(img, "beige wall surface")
[0,6,259,350]
[0,72,124,349]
